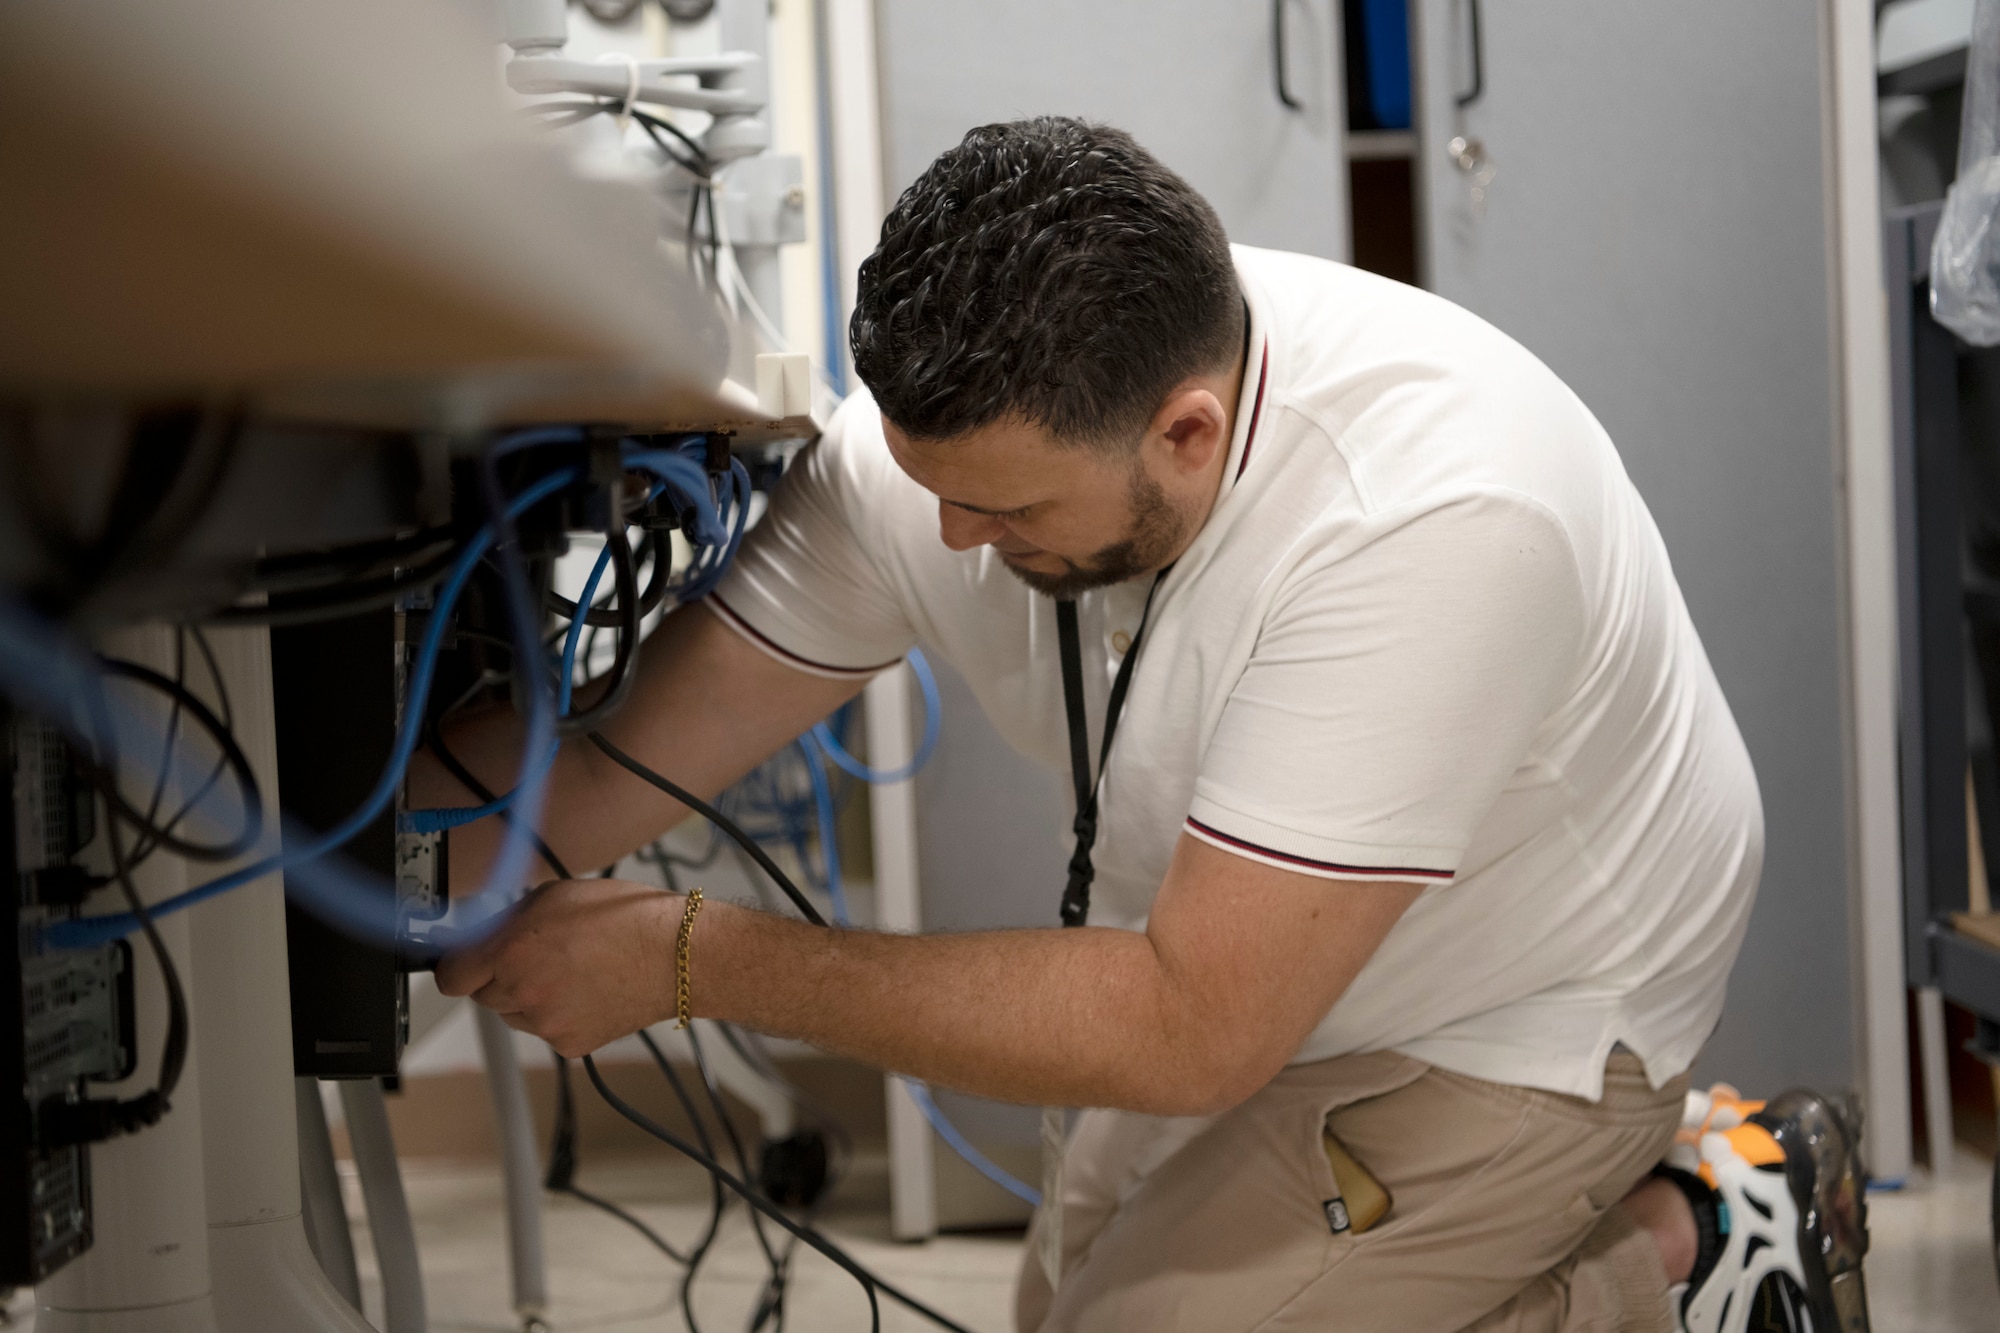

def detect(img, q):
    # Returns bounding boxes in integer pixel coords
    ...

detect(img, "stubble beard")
[1000,461,1189,601]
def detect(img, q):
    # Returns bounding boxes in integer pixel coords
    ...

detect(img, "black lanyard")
[1053,569,1169,928]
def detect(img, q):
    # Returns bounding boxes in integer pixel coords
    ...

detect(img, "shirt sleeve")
[706,394,919,678]
[1184,491,1588,884]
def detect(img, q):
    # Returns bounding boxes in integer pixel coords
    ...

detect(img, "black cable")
[202,542,463,627]
[645,530,672,611]
[445,628,519,659]
[717,1022,854,1176]
[688,1024,784,1280]
[91,658,262,863]
[637,1030,727,1333]
[556,526,642,736]
[632,108,711,174]
[546,1052,692,1264]
[702,182,722,284]
[582,1056,978,1333]
[131,627,234,866]
[687,1022,808,1333]
[713,1020,849,1333]
[549,529,669,628]
[103,795,186,1107]
[249,526,456,586]
[426,721,572,882]
[424,616,964,1331]
[524,100,709,179]
[130,628,188,865]
[577,740,984,1332]
[585,732,826,927]
[41,680,192,1148]
[188,625,231,732]
[686,182,709,283]
[635,117,709,180]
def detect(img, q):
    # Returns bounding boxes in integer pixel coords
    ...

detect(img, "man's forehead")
[880,414,1079,510]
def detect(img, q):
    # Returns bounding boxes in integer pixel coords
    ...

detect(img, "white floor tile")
[1862,1148,1997,1333]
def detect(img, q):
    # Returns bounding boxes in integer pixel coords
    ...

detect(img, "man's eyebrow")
[944,498,1032,517]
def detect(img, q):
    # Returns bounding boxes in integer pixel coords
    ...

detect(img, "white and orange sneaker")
[1669,1089,1871,1333]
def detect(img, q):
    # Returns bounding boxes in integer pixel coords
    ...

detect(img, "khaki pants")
[1016,1050,1687,1333]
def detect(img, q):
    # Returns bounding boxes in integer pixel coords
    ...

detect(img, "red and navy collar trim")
[1234,342,1271,483]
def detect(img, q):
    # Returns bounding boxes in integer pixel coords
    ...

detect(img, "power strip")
[1,713,136,1285]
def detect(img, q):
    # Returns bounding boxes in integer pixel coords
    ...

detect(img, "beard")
[1000,461,1191,600]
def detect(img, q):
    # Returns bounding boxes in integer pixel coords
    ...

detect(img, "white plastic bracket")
[755,352,812,420]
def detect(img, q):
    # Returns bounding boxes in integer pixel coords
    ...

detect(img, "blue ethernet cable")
[396,533,615,836]
[621,445,729,547]
[807,649,942,784]
[797,737,850,925]
[41,465,583,950]
[901,1081,1041,1207]
[401,439,749,835]
[793,698,1042,1207]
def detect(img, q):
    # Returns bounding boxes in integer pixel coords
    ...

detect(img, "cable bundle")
[0,426,999,1330]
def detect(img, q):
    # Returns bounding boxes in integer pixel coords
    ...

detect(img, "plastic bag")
[1933,0,2000,344]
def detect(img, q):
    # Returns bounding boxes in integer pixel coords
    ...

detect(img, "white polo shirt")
[710,245,1762,1101]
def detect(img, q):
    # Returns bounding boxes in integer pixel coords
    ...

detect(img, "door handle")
[1273,0,1303,110]
[1456,0,1485,107]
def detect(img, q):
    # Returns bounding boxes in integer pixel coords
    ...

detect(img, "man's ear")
[1149,386,1230,477]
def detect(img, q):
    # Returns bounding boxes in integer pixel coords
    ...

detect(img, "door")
[1413,1,1851,1091]
[875,0,1350,259]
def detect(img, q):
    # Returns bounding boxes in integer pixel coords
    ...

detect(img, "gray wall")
[1414,1,1852,1091]
[913,652,1068,934]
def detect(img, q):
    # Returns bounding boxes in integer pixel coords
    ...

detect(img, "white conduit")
[338,1080,427,1333]
[295,1079,363,1312]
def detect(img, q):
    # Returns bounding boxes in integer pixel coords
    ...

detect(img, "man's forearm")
[442,841,1417,1120]
[691,901,1241,1116]
[409,602,864,891]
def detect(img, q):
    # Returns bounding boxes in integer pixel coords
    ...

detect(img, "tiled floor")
[362,1148,1999,1333]
[1863,1147,1998,1333]
[361,1152,1020,1333]
[7,1144,1994,1330]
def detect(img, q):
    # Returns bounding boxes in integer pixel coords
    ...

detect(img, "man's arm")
[409,600,865,888]
[435,834,1422,1117]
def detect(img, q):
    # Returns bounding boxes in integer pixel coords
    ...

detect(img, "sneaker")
[1666,1083,1767,1175]
[1678,1089,1871,1333]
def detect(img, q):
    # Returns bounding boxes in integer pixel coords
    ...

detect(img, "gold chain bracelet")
[675,887,704,1030]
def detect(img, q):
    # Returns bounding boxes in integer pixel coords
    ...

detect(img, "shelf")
[1345,130,1417,162]
[1880,44,1966,97]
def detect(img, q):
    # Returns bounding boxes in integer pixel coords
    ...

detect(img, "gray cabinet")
[1413,0,1852,1091]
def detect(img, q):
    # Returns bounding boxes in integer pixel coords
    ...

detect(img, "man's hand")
[435,878,683,1056]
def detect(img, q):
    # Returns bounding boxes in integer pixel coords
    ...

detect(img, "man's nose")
[939,501,1006,552]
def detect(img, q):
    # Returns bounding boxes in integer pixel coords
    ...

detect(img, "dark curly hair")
[850,117,1242,452]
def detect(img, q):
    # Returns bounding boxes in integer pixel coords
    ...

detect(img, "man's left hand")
[435,878,682,1056]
